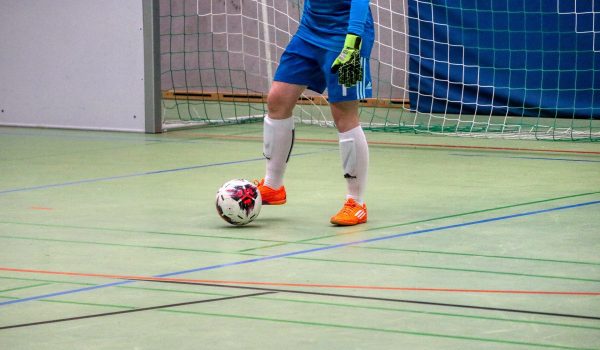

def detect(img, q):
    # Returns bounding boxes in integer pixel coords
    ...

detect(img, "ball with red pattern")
[215,179,262,225]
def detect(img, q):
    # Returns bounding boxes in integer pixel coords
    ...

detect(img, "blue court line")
[1,199,599,307]
[0,150,328,195]
[450,153,600,163]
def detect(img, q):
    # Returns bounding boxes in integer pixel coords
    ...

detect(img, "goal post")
[144,0,162,133]
[159,0,599,140]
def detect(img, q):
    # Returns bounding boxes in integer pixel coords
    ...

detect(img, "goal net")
[160,0,599,140]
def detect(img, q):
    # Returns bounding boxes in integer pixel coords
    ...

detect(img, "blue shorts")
[273,36,372,103]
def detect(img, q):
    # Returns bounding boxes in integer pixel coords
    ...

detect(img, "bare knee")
[267,91,294,118]
[331,101,360,132]
[267,82,305,119]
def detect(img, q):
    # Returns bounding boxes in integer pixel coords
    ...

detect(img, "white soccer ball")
[215,179,262,225]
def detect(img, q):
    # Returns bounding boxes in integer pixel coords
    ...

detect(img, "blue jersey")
[296,0,374,52]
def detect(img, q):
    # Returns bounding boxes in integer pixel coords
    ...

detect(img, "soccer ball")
[215,179,262,225]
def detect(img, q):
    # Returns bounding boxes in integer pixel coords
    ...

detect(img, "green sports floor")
[1,124,599,349]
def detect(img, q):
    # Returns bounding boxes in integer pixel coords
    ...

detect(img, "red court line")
[181,132,600,155]
[2,267,599,296]
[30,207,53,211]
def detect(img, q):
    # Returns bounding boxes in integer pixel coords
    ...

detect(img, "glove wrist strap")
[345,33,362,50]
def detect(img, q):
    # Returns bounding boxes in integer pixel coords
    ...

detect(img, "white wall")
[0,0,146,132]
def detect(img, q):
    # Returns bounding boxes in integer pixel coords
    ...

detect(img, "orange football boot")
[330,198,367,226]
[254,179,287,205]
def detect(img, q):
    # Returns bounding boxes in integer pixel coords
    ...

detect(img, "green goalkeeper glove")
[331,33,363,87]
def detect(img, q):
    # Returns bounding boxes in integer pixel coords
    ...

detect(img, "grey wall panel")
[0,0,147,131]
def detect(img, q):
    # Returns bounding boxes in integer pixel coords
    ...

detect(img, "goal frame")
[155,0,599,140]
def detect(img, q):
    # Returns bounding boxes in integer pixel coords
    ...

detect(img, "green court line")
[287,256,600,283]
[0,235,258,256]
[0,276,239,299]
[0,276,229,298]
[2,290,599,333]
[0,276,96,286]
[2,223,599,267]
[3,191,600,268]
[3,277,599,332]
[260,298,600,331]
[0,295,136,311]
[0,283,51,293]
[148,310,600,350]
[0,221,289,244]
[295,190,600,244]
[237,241,304,252]
[353,247,600,266]
[1,234,599,283]
[0,143,152,164]
[0,128,168,143]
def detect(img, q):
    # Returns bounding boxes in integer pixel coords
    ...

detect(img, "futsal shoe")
[330,198,367,226]
[254,179,287,205]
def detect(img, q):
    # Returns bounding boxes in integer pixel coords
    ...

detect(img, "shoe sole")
[330,219,367,226]
[262,199,286,205]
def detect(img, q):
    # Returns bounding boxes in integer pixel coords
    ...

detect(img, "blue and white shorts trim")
[353,57,372,100]
[274,35,373,103]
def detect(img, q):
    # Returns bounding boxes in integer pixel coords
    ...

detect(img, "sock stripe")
[285,128,295,163]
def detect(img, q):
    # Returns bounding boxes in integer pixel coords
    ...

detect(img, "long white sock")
[338,125,369,204]
[263,116,295,189]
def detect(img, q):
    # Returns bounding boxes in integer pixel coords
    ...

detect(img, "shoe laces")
[339,200,358,216]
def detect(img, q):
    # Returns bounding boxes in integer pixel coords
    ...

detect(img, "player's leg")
[258,81,305,205]
[325,49,372,225]
[330,100,360,132]
[267,81,305,120]
[329,100,369,225]
[257,36,327,205]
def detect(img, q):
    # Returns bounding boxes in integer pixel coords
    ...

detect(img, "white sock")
[338,125,369,205]
[263,116,295,189]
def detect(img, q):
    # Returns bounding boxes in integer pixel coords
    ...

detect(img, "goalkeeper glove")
[331,33,363,87]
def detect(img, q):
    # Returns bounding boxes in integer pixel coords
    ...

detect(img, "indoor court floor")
[1,124,599,349]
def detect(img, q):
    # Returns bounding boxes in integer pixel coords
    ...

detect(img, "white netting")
[160,0,599,140]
